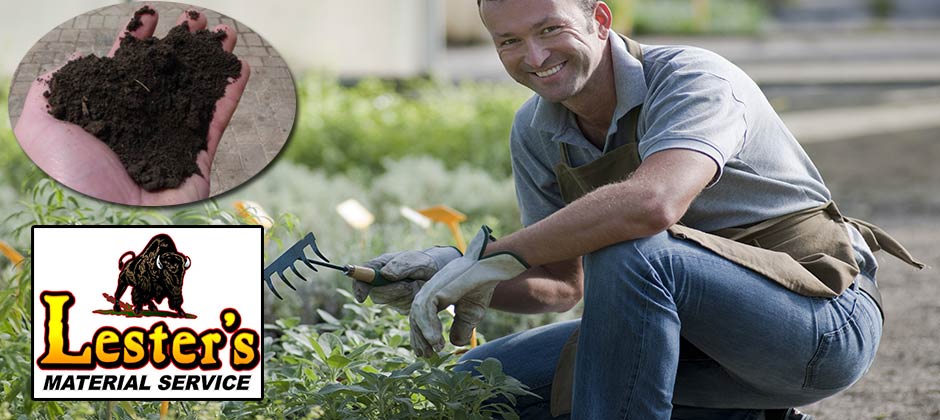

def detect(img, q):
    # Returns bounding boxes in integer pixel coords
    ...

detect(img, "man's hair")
[477,0,599,21]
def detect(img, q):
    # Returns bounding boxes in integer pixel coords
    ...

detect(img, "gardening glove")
[409,226,529,357]
[353,246,462,314]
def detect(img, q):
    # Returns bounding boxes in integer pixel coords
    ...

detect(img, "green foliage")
[250,292,533,419]
[0,73,581,417]
[631,0,767,35]
[214,158,569,339]
[0,180,535,419]
[0,180,186,419]
[284,74,531,179]
[0,79,41,206]
[869,0,895,18]
[0,244,32,417]
[205,158,522,325]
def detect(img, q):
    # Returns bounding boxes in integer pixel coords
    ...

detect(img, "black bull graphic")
[113,234,191,317]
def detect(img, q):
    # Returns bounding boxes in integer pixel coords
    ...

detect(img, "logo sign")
[32,226,263,400]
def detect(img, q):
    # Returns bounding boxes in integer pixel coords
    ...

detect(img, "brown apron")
[547,35,925,417]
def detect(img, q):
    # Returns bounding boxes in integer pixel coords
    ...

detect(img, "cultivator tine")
[312,245,331,263]
[300,258,319,272]
[264,276,283,300]
[288,265,305,284]
[263,232,348,299]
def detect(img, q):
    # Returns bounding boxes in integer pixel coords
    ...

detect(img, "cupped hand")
[14,8,250,206]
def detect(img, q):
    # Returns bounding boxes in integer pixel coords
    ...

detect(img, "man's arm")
[489,148,717,268]
[490,257,583,314]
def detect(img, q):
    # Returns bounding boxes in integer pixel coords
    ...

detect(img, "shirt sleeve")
[638,62,748,187]
[509,113,566,227]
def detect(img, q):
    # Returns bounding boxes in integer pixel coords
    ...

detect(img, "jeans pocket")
[802,319,866,391]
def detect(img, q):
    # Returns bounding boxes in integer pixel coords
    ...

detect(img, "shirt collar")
[530,33,648,148]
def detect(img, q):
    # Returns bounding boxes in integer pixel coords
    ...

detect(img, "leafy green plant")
[0,180,536,419]
[285,74,530,179]
[207,157,524,325]
[869,0,895,18]
[631,0,767,35]
[247,291,533,419]
[0,72,581,417]
[0,180,179,419]
[0,79,36,191]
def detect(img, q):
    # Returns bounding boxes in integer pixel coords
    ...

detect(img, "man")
[357,0,922,418]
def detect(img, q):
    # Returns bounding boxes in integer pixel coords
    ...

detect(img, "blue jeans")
[457,231,882,419]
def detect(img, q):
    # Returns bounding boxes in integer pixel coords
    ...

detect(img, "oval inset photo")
[8,2,296,206]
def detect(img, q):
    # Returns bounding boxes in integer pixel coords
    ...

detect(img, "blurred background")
[1,0,938,418]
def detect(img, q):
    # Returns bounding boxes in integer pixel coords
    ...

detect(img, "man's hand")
[353,246,462,313]
[409,226,529,357]
[13,9,250,206]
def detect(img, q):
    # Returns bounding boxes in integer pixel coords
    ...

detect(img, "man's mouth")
[534,62,565,78]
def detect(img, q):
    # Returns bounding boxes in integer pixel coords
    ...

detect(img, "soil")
[125,5,155,32]
[43,8,242,191]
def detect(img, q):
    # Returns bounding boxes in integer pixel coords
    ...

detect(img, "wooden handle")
[346,265,377,282]
[346,265,404,287]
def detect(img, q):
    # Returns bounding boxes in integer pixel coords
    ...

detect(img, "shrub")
[0,181,535,419]
[629,0,766,35]
[0,76,578,417]
[208,157,524,325]
[285,74,531,179]
[0,111,569,340]
[0,79,41,201]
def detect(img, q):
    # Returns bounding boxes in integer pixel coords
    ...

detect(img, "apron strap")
[557,34,645,172]
[623,35,643,61]
[845,217,926,269]
[714,201,832,242]
[560,139,574,167]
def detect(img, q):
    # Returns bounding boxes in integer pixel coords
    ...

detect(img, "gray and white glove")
[353,246,462,314]
[410,226,529,357]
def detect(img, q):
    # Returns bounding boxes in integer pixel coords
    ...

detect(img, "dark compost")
[44,6,242,191]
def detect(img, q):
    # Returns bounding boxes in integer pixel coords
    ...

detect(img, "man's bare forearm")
[487,150,717,268]
[490,258,584,314]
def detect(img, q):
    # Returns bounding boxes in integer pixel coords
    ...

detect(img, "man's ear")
[595,2,613,39]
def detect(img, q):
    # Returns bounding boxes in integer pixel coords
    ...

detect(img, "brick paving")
[8,1,296,198]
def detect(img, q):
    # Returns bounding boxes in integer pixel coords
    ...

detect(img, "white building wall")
[0,0,447,78]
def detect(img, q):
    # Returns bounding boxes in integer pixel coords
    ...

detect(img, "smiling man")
[356,0,923,419]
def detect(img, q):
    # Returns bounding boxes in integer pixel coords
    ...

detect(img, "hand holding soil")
[14,7,251,206]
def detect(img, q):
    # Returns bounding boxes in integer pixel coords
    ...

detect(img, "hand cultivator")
[263,232,407,299]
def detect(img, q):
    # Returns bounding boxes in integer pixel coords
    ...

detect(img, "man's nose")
[523,40,550,69]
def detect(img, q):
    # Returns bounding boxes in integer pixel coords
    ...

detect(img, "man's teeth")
[535,63,563,78]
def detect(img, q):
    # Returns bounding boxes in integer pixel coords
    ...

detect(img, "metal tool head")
[263,232,341,299]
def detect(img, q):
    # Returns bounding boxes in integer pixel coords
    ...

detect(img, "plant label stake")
[262,232,407,299]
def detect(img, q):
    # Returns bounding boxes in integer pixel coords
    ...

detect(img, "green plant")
[0,180,536,419]
[869,0,894,18]
[247,291,533,419]
[631,0,767,35]
[207,157,525,325]
[285,74,530,179]
[0,80,37,191]
[0,180,180,419]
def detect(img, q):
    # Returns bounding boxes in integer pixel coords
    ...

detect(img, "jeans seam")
[615,249,658,420]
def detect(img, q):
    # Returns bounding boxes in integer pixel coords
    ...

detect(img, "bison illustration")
[113,234,191,317]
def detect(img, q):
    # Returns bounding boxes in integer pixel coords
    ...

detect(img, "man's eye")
[500,38,519,47]
[541,26,561,34]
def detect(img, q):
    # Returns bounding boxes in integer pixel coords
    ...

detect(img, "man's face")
[481,0,607,104]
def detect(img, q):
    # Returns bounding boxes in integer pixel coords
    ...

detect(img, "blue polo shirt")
[510,34,832,233]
